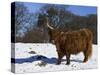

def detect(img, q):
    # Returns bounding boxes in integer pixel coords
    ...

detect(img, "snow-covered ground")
[11,43,98,73]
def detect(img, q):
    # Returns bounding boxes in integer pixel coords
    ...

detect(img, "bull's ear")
[46,17,54,30]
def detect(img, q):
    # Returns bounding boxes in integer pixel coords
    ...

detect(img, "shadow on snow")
[11,55,57,64]
[11,55,83,64]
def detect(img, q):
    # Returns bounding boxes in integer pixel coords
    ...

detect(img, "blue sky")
[67,5,97,16]
[23,2,97,16]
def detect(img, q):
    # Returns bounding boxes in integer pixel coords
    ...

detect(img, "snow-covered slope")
[11,43,98,73]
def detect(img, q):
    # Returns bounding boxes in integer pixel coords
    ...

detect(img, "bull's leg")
[65,53,70,65]
[83,48,90,62]
[56,50,64,65]
[56,55,63,65]
[83,50,88,62]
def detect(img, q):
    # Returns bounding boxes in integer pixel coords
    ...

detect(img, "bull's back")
[64,28,93,54]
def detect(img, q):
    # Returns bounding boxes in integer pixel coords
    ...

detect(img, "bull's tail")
[87,42,92,59]
[83,41,92,62]
[83,29,93,62]
[87,29,93,59]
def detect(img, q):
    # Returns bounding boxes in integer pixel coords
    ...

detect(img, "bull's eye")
[49,39,52,42]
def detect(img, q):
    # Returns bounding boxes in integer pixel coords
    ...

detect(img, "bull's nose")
[52,40,55,44]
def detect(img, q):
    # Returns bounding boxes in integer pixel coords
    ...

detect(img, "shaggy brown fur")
[48,28,93,65]
[45,17,93,65]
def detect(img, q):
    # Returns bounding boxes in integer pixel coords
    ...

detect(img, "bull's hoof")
[83,60,87,63]
[56,62,61,65]
[83,59,88,63]
[66,62,70,65]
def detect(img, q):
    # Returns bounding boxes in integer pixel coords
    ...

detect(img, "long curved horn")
[46,17,54,30]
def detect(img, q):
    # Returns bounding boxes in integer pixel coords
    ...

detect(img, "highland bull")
[45,17,93,65]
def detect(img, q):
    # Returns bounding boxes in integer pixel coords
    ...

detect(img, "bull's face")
[48,29,60,44]
[45,17,59,44]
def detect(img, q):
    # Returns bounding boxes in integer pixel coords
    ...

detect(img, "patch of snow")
[11,43,98,73]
